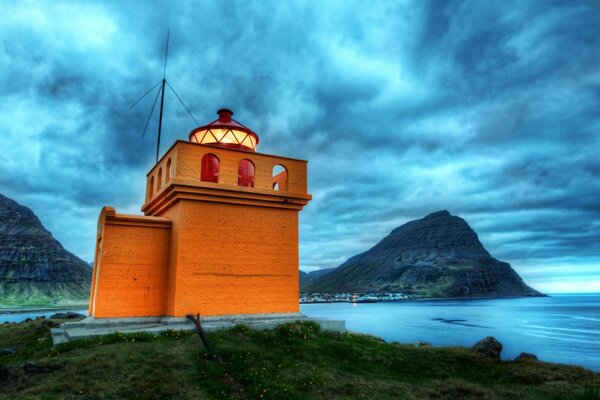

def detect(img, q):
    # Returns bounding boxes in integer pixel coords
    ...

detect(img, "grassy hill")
[1,318,598,400]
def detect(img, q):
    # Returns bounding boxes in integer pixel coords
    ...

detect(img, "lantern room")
[189,108,259,152]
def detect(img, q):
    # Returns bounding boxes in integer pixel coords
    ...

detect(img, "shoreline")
[0,304,88,315]
[407,294,548,301]
[300,294,548,305]
[3,295,548,312]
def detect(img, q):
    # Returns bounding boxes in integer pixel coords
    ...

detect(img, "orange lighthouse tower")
[88,109,312,319]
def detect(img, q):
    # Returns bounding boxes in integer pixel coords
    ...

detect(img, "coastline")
[407,293,548,301]
[3,295,546,311]
[3,295,598,371]
[300,293,548,304]
[0,304,88,315]
[301,294,600,372]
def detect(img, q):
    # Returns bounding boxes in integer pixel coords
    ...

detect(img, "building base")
[50,313,346,345]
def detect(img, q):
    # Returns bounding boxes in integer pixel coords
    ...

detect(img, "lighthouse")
[87,109,312,319]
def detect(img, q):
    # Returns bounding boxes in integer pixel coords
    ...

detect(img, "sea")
[2,295,598,371]
[301,294,600,371]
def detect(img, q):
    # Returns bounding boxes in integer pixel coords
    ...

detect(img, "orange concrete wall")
[161,199,299,317]
[159,205,182,316]
[89,212,171,318]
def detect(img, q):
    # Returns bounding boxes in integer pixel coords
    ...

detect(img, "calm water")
[301,294,600,371]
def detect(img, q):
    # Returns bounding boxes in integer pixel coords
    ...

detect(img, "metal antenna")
[155,29,169,163]
[141,85,162,139]
[130,29,199,163]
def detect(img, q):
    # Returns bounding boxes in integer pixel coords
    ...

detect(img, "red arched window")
[166,158,171,182]
[157,168,162,190]
[238,159,255,187]
[148,176,154,199]
[201,154,219,183]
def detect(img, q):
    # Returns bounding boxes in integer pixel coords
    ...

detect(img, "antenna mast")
[156,30,170,162]
[130,29,199,163]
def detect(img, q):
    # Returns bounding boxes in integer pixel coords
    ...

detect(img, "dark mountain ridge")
[303,210,543,298]
[300,268,335,287]
[0,193,92,306]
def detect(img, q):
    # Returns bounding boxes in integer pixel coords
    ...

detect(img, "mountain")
[300,268,335,287]
[303,210,543,298]
[0,193,92,306]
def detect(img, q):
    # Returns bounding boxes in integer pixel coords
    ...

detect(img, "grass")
[0,284,89,308]
[0,318,598,399]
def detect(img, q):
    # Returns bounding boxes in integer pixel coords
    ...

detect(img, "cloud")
[0,0,598,292]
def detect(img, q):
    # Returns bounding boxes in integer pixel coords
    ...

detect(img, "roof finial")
[217,108,233,122]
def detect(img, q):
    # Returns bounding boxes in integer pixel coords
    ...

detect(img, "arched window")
[166,158,171,182]
[272,164,288,191]
[157,168,162,191]
[148,176,154,199]
[201,153,220,183]
[238,159,255,187]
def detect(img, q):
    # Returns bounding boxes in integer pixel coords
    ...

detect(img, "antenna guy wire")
[130,80,162,109]
[166,81,199,125]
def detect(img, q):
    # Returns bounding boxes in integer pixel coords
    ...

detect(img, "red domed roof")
[188,109,259,152]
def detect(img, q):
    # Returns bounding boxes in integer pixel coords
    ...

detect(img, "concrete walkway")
[51,313,345,344]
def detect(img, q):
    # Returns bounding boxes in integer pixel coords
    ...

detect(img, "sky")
[1,0,599,293]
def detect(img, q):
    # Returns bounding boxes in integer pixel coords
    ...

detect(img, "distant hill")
[303,210,543,298]
[300,268,335,288]
[0,193,92,306]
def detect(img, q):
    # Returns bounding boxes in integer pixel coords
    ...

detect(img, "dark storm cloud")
[1,0,599,292]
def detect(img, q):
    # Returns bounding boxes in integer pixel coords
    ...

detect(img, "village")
[299,292,408,304]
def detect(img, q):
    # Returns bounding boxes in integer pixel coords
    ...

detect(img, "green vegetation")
[1,319,598,399]
[0,285,89,308]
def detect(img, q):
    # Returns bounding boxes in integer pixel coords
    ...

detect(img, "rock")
[515,352,538,362]
[23,361,60,374]
[24,318,32,322]
[35,315,46,320]
[41,320,60,328]
[0,193,92,306]
[49,312,84,320]
[0,365,10,380]
[472,336,503,360]
[0,347,17,356]
[414,341,432,347]
[23,362,40,373]
[302,210,543,297]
